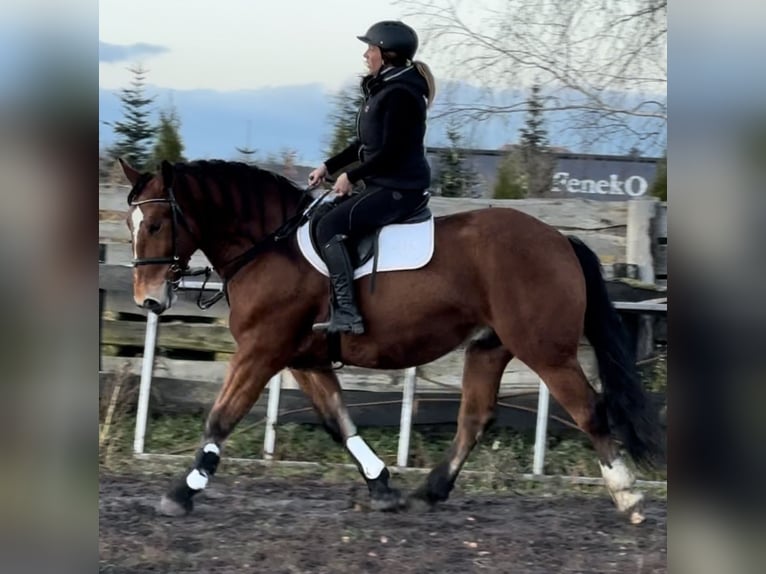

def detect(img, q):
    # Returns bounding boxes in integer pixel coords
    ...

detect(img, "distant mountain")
[99,84,332,165]
[98,80,666,165]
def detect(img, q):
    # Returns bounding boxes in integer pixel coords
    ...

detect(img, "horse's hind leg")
[533,358,646,524]
[410,330,512,506]
[290,368,404,511]
[157,347,283,516]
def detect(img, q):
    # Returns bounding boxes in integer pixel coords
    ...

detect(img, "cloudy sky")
[99,0,420,91]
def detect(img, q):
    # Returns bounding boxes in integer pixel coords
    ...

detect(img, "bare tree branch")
[395,0,667,151]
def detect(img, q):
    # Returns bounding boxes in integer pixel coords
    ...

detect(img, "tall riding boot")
[312,234,365,335]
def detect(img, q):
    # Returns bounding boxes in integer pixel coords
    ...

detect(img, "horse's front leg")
[158,344,283,516]
[290,368,405,511]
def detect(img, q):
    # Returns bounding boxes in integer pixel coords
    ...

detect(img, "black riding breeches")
[315,186,428,247]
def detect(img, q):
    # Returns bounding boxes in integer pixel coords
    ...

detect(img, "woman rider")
[308,20,436,335]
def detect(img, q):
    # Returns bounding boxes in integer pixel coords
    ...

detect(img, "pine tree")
[150,105,186,167]
[518,84,554,197]
[106,64,157,171]
[325,82,364,161]
[519,84,548,150]
[435,122,479,198]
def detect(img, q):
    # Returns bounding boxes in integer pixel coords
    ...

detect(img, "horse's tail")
[567,235,663,470]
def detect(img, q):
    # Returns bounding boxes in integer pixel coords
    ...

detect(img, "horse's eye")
[148,222,162,235]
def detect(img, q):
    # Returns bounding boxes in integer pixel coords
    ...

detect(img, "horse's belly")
[344,321,478,370]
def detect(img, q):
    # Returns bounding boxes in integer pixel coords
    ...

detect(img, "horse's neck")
[193,181,302,276]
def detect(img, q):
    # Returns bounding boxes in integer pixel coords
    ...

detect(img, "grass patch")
[101,411,666,485]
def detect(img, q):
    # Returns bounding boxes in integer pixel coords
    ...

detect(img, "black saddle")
[308,195,432,270]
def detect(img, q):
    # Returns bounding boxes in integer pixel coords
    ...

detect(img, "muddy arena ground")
[99,466,666,573]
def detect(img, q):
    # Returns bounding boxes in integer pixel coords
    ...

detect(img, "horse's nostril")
[142,299,164,314]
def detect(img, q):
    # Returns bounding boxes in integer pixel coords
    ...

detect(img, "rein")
[209,185,336,289]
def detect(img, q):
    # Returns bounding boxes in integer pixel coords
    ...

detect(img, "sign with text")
[548,156,659,200]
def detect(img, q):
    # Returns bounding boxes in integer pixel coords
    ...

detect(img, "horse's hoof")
[627,499,646,525]
[405,489,438,513]
[611,490,645,525]
[405,496,432,513]
[157,495,192,517]
[369,488,405,512]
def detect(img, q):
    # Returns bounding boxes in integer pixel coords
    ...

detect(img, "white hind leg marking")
[600,457,645,524]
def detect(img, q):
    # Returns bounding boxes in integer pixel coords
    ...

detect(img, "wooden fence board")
[100,335,599,396]
[99,371,666,437]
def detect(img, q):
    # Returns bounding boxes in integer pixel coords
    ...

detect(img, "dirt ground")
[99,469,666,574]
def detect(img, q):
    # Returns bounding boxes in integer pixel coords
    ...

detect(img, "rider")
[308,20,436,335]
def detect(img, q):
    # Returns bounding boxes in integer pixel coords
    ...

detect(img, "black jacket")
[324,65,431,190]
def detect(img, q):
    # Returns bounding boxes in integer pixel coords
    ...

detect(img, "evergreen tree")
[435,122,479,198]
[493,150,527,199]
[325,82,364,161]
[150,105,186,167]
[106,64,157,171]
[519,84,548,151]
[519,84,554,197]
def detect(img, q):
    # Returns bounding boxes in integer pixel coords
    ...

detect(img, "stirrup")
[312,310,365,335]
[312,319,365,335]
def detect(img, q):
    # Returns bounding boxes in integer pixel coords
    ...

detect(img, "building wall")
[426,148,662,201]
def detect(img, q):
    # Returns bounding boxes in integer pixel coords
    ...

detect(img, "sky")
[99,0,419,92]
[97,0,672,162]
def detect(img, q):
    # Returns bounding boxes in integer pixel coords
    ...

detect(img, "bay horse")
[120,158,663,524]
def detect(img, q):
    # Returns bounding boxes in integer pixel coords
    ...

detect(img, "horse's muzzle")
[141,297,167,315]
[136,280,177,315]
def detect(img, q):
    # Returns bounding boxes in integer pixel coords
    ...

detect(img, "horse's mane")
[171,159,304,199]
[164,160,306,231]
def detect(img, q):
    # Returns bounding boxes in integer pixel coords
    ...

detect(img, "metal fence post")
[263,373,282,460]
[532,379,550,476]
[397,367,417,467]
[133,311,159,454]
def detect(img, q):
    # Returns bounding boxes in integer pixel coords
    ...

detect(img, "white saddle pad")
[297,216,435,279]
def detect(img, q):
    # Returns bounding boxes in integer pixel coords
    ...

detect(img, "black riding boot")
[312,234,365,335]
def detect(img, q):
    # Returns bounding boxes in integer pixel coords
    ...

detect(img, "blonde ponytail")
[413,60,436,108]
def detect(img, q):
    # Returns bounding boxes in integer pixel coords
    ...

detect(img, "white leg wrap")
[203,443,220,455]
[186,469,209,490]
[600,457,645,524]
[346,435,385,480]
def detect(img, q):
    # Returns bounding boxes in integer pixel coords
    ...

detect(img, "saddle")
[308,194,432,273]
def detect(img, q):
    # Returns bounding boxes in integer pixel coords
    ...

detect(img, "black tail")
[567,235,664,470]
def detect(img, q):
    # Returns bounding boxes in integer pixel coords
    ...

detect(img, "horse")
[119,157,663,524]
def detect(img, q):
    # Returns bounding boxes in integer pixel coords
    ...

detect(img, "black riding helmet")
[357,20,418,60]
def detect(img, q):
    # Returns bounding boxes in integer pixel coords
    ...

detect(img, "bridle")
[127,169,337,310]
[128,173,225,308]
[130,200,186,270]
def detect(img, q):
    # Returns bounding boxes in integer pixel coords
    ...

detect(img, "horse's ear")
[118,157,141,186]
[161,160,174,188]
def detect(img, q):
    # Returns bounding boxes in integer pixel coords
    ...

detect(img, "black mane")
[172,159,303,198]
[167,160,306,229]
